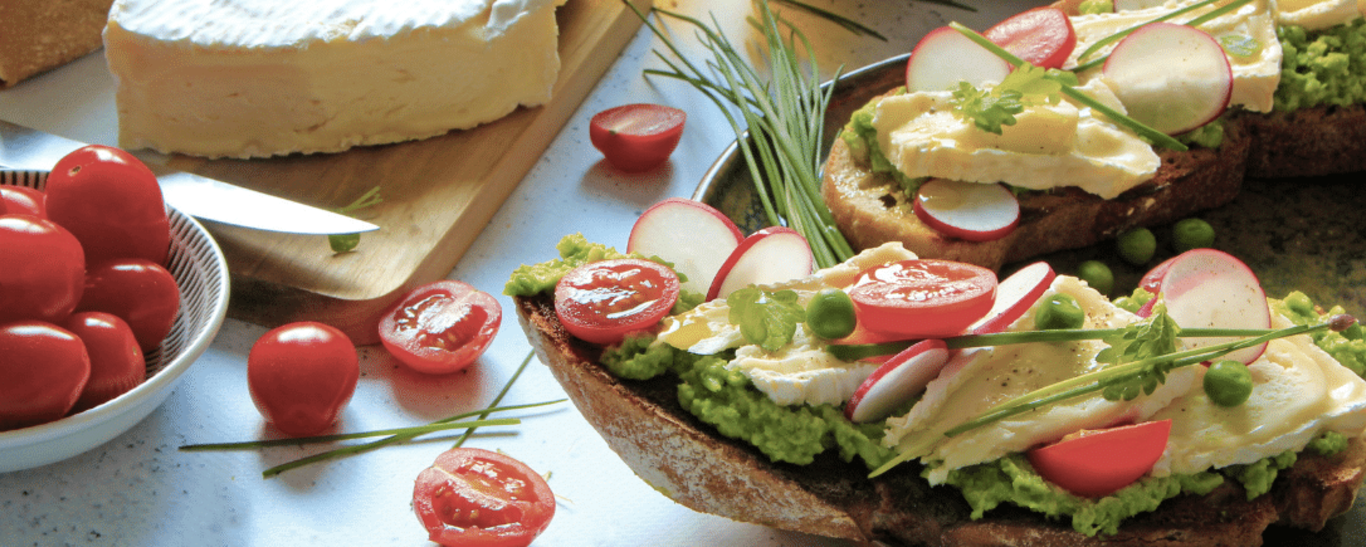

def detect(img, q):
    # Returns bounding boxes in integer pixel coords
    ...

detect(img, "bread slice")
[820,104,1251,271]
[0,0,114,87]
[1237,105,1366,178]
[515,293,1366,546]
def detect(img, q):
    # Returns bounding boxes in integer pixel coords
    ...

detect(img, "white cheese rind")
[105,0,566,159]
[871,79,1161,199]
[1277,0,1366,31]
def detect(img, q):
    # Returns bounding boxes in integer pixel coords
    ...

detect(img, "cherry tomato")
[44,144,170,266]
[554,258,681,345]
[247,322,359,437]
[77,258,181,353]
[413,447,556,547]
[847,259,997,339]
[62,311,146,412]
[1027,419,1171,498]
[379,280,502,375]
[589,103,686,172]
[0,214,85,325]
[0,185,47,218]
[983,7,1077,69]
[0,321,91,430]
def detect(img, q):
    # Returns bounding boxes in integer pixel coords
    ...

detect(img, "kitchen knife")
[0,119,379,235]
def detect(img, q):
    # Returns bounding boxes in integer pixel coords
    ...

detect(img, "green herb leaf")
[952,82,1024,134]
[328,186,383,254]
[1096,312,1181,400]
[727,287,806,352]
[1219,34,1261,58]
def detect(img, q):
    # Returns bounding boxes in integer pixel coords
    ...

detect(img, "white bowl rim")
[0,176,231,453]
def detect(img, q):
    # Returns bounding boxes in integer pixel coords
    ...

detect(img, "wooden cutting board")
[158,0,652,345]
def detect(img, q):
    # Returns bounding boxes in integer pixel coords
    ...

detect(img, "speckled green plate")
[694,53,1366,546]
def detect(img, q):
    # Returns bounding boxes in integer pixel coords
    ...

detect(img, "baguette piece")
[515,293,1366,547]
[820,104,1251,271]
[0,0,113,87]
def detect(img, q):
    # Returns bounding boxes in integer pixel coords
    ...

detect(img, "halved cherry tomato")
[983,7,1077,69]
[63,311,145,412]
[589,103,686,172]
[0,214,85,325]
[1027,419,1172,498]
[1,185,47,218]
[44,144,170,266]
[0,321,91,430]
[247,322,359,437]
[379,280,502,375]
[77,258,181,353]
[554,258,681,345]
[847,259,997,339]
[413,447,556,547]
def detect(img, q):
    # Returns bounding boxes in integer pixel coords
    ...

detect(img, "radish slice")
[1102,22,1232,135]
[628,198,744,295]
[983,7,1077,70]
[1157,249,1271,363]
[913,179,1020,242]
[1138,256,1177,295]
[970,262,1056,334]
[845,339,950,423]
[707,226,815,301]
[906,26,1013,93]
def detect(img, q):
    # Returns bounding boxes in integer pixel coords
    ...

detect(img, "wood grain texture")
[158,0,653,344]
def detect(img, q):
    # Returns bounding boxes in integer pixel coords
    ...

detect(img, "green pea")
[1116,228,1157,265]
[1204,359,1254,407]
[1172,218,1215,253]
[806,288,857,339]
[1034,294,1085,330]
[1076,260,1114,296]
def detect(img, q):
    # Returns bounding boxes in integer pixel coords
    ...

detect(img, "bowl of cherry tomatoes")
[0,163,230,473]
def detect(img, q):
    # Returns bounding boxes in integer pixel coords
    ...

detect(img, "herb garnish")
[625,1,855,268]
[948,22,1188,151]
[951,64,1076,134]
[181,351,563,478]
[727,287,806,351]
[328,185,382,253]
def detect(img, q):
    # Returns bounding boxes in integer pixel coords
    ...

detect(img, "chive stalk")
[627,1,856,268]
[1071,0,1255,72]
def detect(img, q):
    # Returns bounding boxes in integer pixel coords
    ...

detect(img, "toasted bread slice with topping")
[515,293,1366,546]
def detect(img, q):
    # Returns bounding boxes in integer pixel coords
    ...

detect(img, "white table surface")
[0,2,1040,545]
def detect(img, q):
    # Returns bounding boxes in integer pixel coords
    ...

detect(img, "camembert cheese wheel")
[104,0,568,159]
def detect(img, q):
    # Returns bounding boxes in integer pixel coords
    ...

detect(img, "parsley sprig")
[727,288,806,351]
[951,64,1076,134]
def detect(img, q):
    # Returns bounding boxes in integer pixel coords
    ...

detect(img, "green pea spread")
[508,236,1366,537]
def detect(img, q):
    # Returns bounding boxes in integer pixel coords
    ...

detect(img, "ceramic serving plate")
[692,54,1366,546]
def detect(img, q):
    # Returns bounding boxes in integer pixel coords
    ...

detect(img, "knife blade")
[0,119,379,235]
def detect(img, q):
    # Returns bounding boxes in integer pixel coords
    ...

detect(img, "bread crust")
[820,102,1251,270]
[1236,105,1366,178]
[515,293,1366,546]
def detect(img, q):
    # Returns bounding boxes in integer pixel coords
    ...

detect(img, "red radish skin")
[969,262,1056,334]
[1102,23,1233,135]
[628,198,744,296]
[984,7,1077,69]
[845,339,951,423]
[913,180,1020,242]
[1156,249,1271,363]
[906,26,1012,92]
[706,227,814,301]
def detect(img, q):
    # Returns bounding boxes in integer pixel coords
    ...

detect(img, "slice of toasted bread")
[820,105,1251,271]
[1237,105,1366,178]
[514,293,1366,546]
